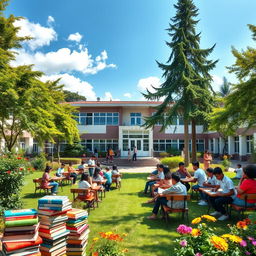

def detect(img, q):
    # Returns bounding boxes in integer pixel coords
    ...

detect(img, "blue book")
[38,196,68,205]
[4,209,37,217]
[67,216,87,224]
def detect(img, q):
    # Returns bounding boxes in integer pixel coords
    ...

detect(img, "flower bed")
[175,215,256,255]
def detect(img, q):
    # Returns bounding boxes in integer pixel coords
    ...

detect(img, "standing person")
[203,150,212,170]
[104,167,112,191]
[42,166,59,195]
[56,163,65,177]
[127,148,131,161]
[209,167,236,221]
[109,148,115,163]
[233,164,243,180]
[88,155,96,177]
[94,148,98,159]
[68,163,78,185]
[175,162,192,191]
[132,146,137,161]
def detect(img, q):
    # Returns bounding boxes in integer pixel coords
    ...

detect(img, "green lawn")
[21,170,239,256]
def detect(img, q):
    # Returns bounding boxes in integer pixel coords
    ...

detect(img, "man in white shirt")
[233,164,243,179]
[182,161,207,205]
[56,163,65,177]
[209,167,235,221]
[88,156,96,177]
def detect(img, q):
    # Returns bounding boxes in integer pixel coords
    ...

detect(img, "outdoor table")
[51,176,65,191]
[91,185,102,202]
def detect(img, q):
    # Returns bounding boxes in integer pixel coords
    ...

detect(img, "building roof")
[67,101,164,107]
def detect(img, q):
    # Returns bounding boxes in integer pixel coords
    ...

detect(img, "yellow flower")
[201,215,217,222]
[122,233,128,237]
[105,231,113,236]
[122,248,129,253]
[191,228,201,237]
[222,234,242,243]
[201,223,206,227]
[192,217,202,225]
[93,237,99,241]
[210,236,228,252]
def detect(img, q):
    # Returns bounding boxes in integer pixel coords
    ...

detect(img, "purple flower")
[177,224,192,234]
[240,240,247,247]
[195,253,203,256]
[245,252,251,255]
[248,236,255,241]
[180,240,187,247]
[252,240,256,246]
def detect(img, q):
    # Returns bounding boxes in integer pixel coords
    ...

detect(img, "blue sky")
[6,0,256,100]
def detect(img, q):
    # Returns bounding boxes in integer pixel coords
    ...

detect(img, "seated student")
[181,161,207,204]
[67,163,78,185]
[56,163,65,177]
[112,165,121,183]
[104,167,112,191]
[77,161,86,172]
[233,164,243,180]
[93,167,104,182]
[209,167,236,221]
[42,166,59,195]
[147,173,187,220]
[144,164,165,194]
[232,165,256,207]
[77,173,92,200]
[174,162,192,191]
[198,168,218,206]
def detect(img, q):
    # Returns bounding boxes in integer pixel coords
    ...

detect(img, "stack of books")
[2,209,42,256]
[38,196,72,256]
[66,209,90,256]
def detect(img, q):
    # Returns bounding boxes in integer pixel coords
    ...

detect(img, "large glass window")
[196,139,205,152]
[130,113,142,125]
[246,135,253,154]
[153,139,181,152]
[234,136,239,154]
[210,139,214,152]
[76,112,119,125]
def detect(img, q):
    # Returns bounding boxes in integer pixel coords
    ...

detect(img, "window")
[130,113,142,125]
[76,112,119,125]
[93,139,118,152]
[153,139,181,152]
[81,140,92,151]
[234,136,239,154]
[32,140,38,153]
[196,139,205,152]
[178,116,184,125]
[143,139,149,151]
[246,135,253,154]
[210,139,214,152]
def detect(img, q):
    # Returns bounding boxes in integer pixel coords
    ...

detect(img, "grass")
[20,170,240,256]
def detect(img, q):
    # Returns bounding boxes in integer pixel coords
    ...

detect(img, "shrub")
[0,154,31,212]
[31,153,47,171]
[167,148,181,156]
[159,152,169,158]
[161,156,184,169]
[62,143,85,157]
[197,152,203,158]
[54,158,81,165]
[221,155,231,169]
[98,152,107,158]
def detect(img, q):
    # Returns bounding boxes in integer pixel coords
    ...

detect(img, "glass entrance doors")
[130,139,142,156]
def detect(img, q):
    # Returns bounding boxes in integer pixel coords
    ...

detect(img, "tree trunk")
[191,119,197,162]
[184,119,190,167]
[56,139,61,164]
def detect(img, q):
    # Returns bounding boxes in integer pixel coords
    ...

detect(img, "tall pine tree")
[143,0,217,165]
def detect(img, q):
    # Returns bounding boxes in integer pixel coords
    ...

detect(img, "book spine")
[4,210,37,218]
[5,218,38,227]
[38,206,64,211]
[38,199,66,204]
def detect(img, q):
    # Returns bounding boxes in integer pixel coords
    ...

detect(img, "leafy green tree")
[211,25,256,134]
[218,77,231,97]
[143,0,217,165]
[63,90,86,102]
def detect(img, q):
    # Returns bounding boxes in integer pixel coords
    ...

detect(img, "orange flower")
[191,228,201,237]
[210,236,228,252]
[122,248,129,253]
[236,221,248,230]
[92,252,99,256]
[191,217,201,225]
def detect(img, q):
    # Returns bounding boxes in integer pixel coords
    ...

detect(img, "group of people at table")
[145,161,256,221]
[41,155,121,199]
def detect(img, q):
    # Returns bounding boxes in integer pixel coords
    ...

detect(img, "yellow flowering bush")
[175,216,256,255]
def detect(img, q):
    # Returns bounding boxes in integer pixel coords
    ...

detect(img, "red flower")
[27,168,31,171]
[25,158,29,161]
[6,171,11,174]
[19,167,23,170]
[17,157,22,160]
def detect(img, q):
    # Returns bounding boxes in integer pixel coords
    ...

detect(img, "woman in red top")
[232,165,256,206]
[41,166,59,195]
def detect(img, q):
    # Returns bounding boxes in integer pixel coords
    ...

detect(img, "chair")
[161,194,191,224]
[92,180,106,200]
[229,194,256,219]
[112,174,122,190]
[33,178,53,195]
[63,173,74,186]
[70,188,97,213]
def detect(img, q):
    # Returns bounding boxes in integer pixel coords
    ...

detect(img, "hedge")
[53,158,82,165]
[160,156,184,169]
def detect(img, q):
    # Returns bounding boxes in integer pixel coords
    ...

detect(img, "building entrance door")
[130,139,143,156]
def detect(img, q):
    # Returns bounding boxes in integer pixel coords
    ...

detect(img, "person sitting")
[232,165,256,207]
[209,167,236,221]
[174,162,192,191]
[56,163,65,177]
[233,164,243,180]
[147,173,187,220]
[77,173,93,201]
[112,165,121,184]
[67,163,78,185]
[181,161,207,204]
[93,167,104,182]
[104,167,112,191]
[198,168,218,206]
[42,166,59,195]
[144,164,165,194]
[77,161,86,172]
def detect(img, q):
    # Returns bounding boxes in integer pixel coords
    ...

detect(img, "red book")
[39,225,66,234]
[5,215,37,221]
[38,209,69,216]
[3,236,43,252]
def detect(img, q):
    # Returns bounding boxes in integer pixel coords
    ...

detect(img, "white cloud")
[41,73,97,100]
[123,92,132,98]
[137,76,161,92]
[14,18,57,50]
[68,32,83,43]
[13,48,116,75]
[47,16,55,26]
[101,92,120,101]
[211,75,223,92]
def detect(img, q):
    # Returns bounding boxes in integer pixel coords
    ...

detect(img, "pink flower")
[245,252,251,255]
[252,240,256,246]
[240,240,247,247]
[179,240,187,247]
[248,237,255,241]
[177,224,192,234]
[195,253,203,256]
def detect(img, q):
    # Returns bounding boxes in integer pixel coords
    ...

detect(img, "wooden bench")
[161,194,191,224]
[229,194,256,219]
[112,174,122,190]
[33,178,53,195]
[92,180,106,200]
[70,188,97,213]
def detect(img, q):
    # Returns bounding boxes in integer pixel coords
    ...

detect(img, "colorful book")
[4,246,39,255]
[40,246,67,256]
[2,231,39,242]
[5,218,38,227]
[67,209,88,219]
[4,223,39,232]
[39,230,70,240]
[40,241,66,252]
[38,209,69,216]
[38,196,69,205]
[5,215,37,221]
[4,209,37,218]
[38,205,72,211]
